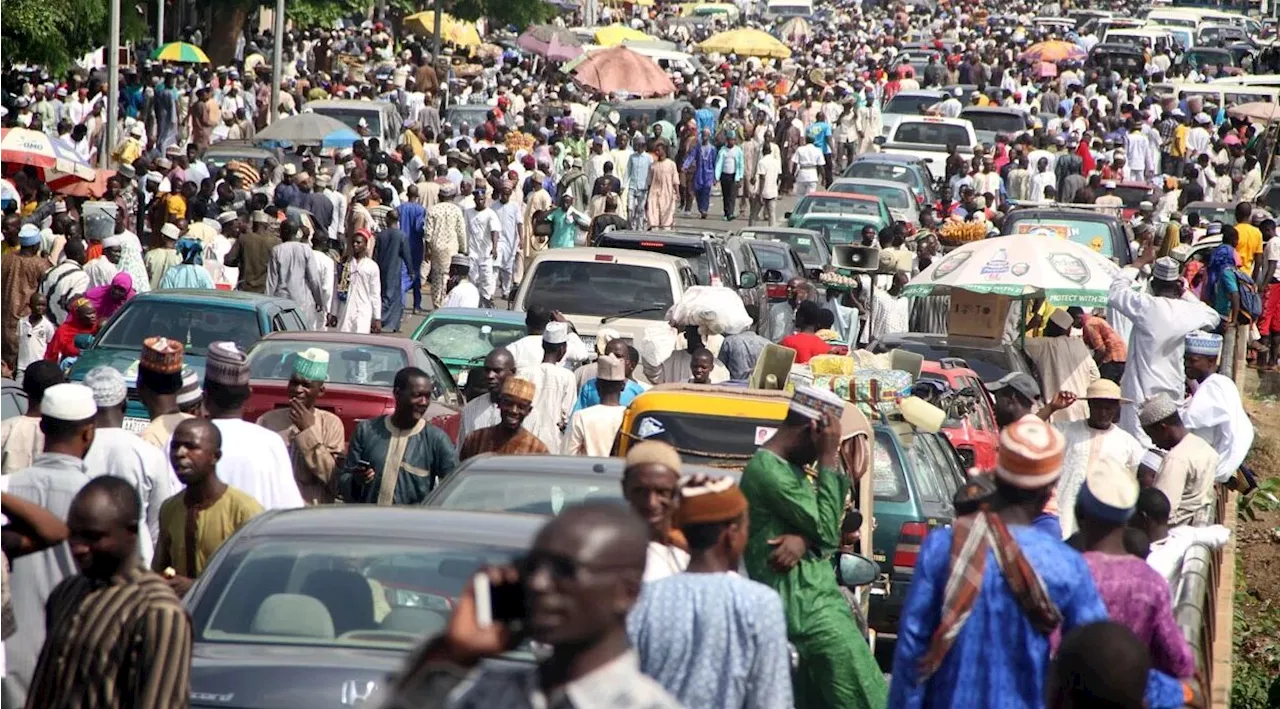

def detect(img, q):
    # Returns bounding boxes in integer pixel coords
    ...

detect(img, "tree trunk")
[206,2,249,67]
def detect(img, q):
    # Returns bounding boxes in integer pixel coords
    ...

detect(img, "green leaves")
[3,0,144,73]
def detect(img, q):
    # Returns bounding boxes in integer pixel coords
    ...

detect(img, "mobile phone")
[355,458,372,469]
[472,573,525,629]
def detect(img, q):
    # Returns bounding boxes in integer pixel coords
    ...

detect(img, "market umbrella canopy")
[1020,40,1085,63]
[572,46,675,97]
[55,169,116,198]
[698,28,792,59]
[1227,101,1280,124]
[0,127,96,187]
[779,17,812,42]
[253,113,360,149]
[900,232,1122,307]
[518,25,585,61]
[403,12,483,47]
[154,41,211,63]
[594,24,653,47]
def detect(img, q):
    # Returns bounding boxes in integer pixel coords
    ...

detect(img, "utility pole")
[270,0,285,124]
[157,0,165,46]
[432,2,443,63]
[105,0,120,170]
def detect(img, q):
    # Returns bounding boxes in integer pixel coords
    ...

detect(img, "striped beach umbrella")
[154,41,211,64]
[0,127,96,188]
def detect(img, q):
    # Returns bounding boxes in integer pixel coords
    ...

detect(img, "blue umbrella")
[320,126,360,149]
[254,113,362,149]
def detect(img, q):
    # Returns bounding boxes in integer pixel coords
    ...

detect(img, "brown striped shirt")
[25,566,193,709]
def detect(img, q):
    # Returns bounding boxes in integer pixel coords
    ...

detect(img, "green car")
[67,290,308,430]
[411,307,528,385]
[791,213,889,245]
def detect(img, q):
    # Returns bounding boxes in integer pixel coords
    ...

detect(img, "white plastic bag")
[638,323,678,368]
[665,286,754,335]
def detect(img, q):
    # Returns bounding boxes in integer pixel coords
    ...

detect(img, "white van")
[1162,81,1280,109]
[764,0,814,20]
[1104,28,1179,53]
[1212,74,1280,90]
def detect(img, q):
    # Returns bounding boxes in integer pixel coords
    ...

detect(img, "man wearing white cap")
[563,354,629,456]
[1094,180,1123,218]
[1180,331,1254,483]
[84,234,124,289]
[1139,393,1219,526]
[4,383,97,696]
[1,224,49,371]
[1108,248,1219,441]
[145,222,183,290]
[81,366,175,567]
[518,322,579,450]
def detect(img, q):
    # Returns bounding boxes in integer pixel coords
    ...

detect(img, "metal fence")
[1170,489,1230,705]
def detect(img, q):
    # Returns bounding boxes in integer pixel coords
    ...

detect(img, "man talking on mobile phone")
[739,386,888,709]
[380,502,682,709]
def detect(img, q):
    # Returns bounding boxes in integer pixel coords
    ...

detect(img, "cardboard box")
[948,290,1012,340]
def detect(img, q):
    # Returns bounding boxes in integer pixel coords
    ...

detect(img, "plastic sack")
[637,323,678,368]
[664,286,754,335]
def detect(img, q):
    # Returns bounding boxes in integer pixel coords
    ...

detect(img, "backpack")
[1235,268,1262,323]
[531,209,553,239]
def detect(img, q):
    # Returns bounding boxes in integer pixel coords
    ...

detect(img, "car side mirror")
[873,136,887,147]
[763,268,785,283]
[784,211,793,219]
[739,271,758,289]
[837,552,879,587]
[74,334,94,350]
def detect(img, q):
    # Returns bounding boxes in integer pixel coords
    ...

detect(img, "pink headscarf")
[84,272,135,322]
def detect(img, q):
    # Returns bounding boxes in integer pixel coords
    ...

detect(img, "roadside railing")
[1171,490,1232,706]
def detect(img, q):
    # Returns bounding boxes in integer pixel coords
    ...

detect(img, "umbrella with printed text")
[901,232,1122,306]
[0,127,97,189]
[572,46,675,97]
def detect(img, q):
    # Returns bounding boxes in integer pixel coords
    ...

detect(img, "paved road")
[390,192,803,338]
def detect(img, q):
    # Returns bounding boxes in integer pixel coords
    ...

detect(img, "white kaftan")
[518,362,578,449]
[1180,373,1254,483]
[83,427,178,567]
[1051,420,1145,538]
[1023,337,1099,423]
[335,257,382,334]
[210,418,305,510]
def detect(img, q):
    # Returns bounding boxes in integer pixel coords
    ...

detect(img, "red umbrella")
[572,47,675,98]
[55,169,116,198]
[0,127,96,189]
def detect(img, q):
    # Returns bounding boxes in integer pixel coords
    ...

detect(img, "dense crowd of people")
[2,0,1276,706]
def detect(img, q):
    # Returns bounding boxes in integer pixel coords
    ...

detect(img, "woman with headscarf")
[83,272,135,322]
[158,238,216,289]
[44,297,98,365]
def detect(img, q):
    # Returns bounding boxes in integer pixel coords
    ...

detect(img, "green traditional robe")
[740,448,888,709]
[338,416,458,505]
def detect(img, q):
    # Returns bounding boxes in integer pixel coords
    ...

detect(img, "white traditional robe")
[1107,272,1220,441]
[1180,373,1254,483]
[1051,420,1145,538]
[335,257,381,334]
[210,418,306,509]
[1023,336,1099,423]
[83,427,178,566]
[518,362,578,449]
[83,255,120,288]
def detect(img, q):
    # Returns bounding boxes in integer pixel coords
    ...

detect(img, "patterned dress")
[425,202,466,308]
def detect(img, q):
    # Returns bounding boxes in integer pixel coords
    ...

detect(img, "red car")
[242,331,464,443]
[917,359,999,472]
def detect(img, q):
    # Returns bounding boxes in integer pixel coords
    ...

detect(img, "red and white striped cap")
[995,414,1065,490]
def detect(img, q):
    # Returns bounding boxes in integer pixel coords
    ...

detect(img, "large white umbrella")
[901,233,1122,307]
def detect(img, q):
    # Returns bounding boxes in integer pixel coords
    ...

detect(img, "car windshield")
[798,217,873,245]
[831,182,911,210]
[880,339,1018,381]
[871,430,908,500]
[746,231,822,261]
[198,540,524,650]
[844,162,927,194]
[884,94,942,115]
[1187,205,1237,225]
[1010,218,1116,257]
[248,341,408,386]
[417,319,527,363]
[960,111,1026,135]
[750,245,797,273]
[524,261,674,318]
[1186,49,1235,67]
[429,473,622,514]
[598,238,713,284]
[795,195,882,219]
[892,121,971,147]
[446,107,491,126]
[310,108,383,137]
[97,301,260,355]
[1113,185,1156,207]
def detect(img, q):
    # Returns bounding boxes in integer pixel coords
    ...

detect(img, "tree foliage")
[2,0,146,72]
[447,0,554,30]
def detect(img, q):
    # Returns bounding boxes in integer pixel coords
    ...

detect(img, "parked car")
[199,140,277,172]
[1001,205,1135,265]
[870,332,1035,382]
[1,378,27,421]
[829,178,922,226]
[1086,43,1146,78]
[243,331,463,443]
[842,153,938,205]
[423,454,731,514]
[67,290,308,431]
[878,89,947,138]
[739,226,830,278]
[747,239,812,301]
[877,116,979,174]
[592,230,766,324]
[917,359,1000,472]
[410,308,528,383]
[867,422,967,637]
[957,106,1029,146]
[1183,201,1238,226]
[788,192,893,232]
[512,247,697,349]
[1109,181,1163,220]
[303,99,403,148]
[588,98,694,131]
[184,506,545,709]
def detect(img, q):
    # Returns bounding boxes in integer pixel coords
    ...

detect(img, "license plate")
[123,417,150,434]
